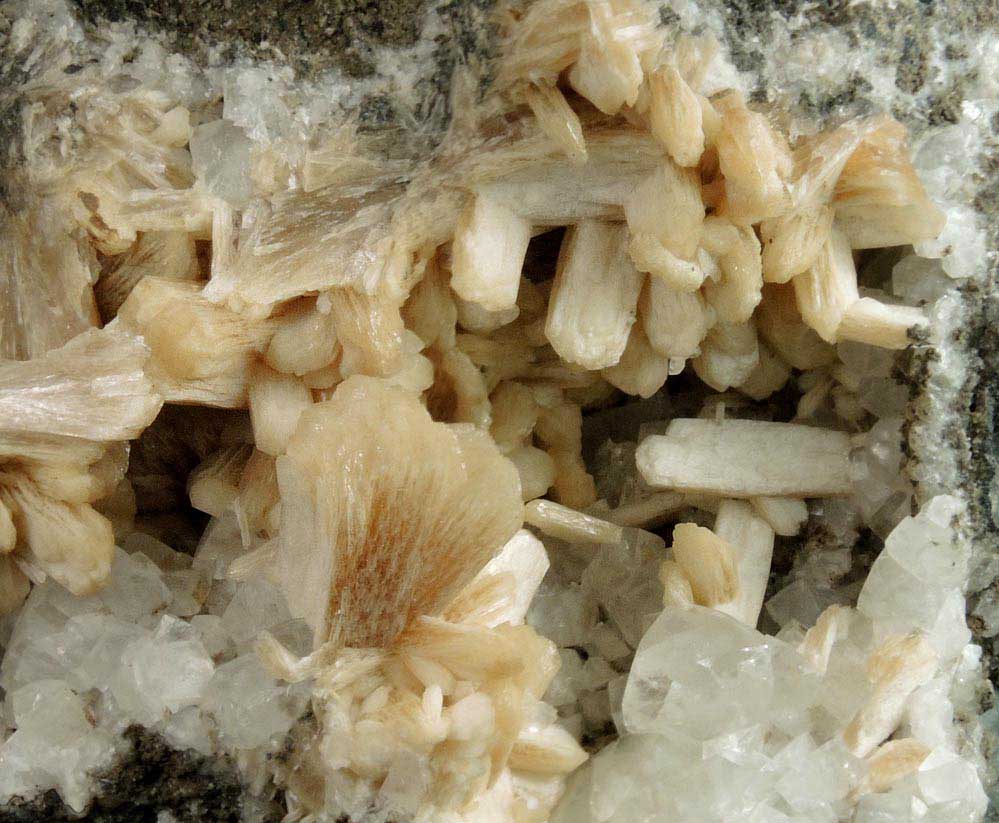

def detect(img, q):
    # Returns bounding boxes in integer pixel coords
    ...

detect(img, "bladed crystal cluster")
[0,0,994,821]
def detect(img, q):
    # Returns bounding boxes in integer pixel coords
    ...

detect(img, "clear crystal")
[201,654,302,749]
[189,120,254,207]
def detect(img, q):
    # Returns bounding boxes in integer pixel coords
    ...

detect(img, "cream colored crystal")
[760,205,834,284]
[498,0,659,106]
[452,529,550,628]
[0,326,161,440]
[247,361,313,457]
[508,445,557,501]
[20,445,126,505]
[523,82,587,164]
[798,604,850,674]
[470,129,662,226]
[451,194,533,312]
[566,1,649,115]
[524,499,623,545]
[701,218,764,323]
[691,320,759,392]
[750,495,808,537]
[641,276,714,360]
[659,559,695,608]
[604,492,685,529]
[0,474,114,596]
[118,278,276,407]
[64,121,208,250]
[456,296,521,334]
[534,399,597,510]
[545,221,643,370]
[713,92,791,225]
[276,376,523,649]
[669,523,739,608]
[0,205,100,360]
[844,633,938,757]
[837,298,927,350]
[854,739,930,798]
[0,432,108,474]
[326,285,405,378]
[496,0,588,88]
[711,500,774,626]
[637,418,852,498]
[208,200,239,285]
[548,448,597,510]
[399,617,546,684]
[834,116,946,248]
[790,116,880,205]
[401,257,458,349]
[624,161,703,261]
[188,445,253,517]
[265,298,340,376]
[601,324,670,398]
[489,382,540,453]
[205,176,414,310]
[628,235,706,291]
[737,339,790,401]
[384,334,436,395]
[235,450,281,542]
[300,127,383,193]
[793,227,859,343]
[509,723,588,774]
[648,63,704,167]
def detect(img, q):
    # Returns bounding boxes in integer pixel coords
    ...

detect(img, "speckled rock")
[0,726,252,823]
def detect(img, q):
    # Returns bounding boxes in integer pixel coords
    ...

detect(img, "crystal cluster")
[0,535,308,813]
[552,497,989,823]
[0,0,994,820]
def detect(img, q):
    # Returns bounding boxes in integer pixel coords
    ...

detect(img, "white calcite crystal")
[0,680,120,813]
[0,0,994,820]
[189,120,255,208]
[858,496,972,660]
[554,496,988,823]
[0,548,307,810]
[202,655,303,750]
[109,619,215,727]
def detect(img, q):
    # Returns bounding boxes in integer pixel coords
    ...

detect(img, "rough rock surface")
[0,726,249,823]
[72,0,432,78]
[68,0,499,131]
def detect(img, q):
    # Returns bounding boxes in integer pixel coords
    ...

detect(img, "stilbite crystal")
[637,418,852,498]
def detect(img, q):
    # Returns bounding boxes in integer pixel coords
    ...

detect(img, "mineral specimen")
[0,0,995,820]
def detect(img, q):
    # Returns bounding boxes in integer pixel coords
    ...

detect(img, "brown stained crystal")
[276,376,523,650]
